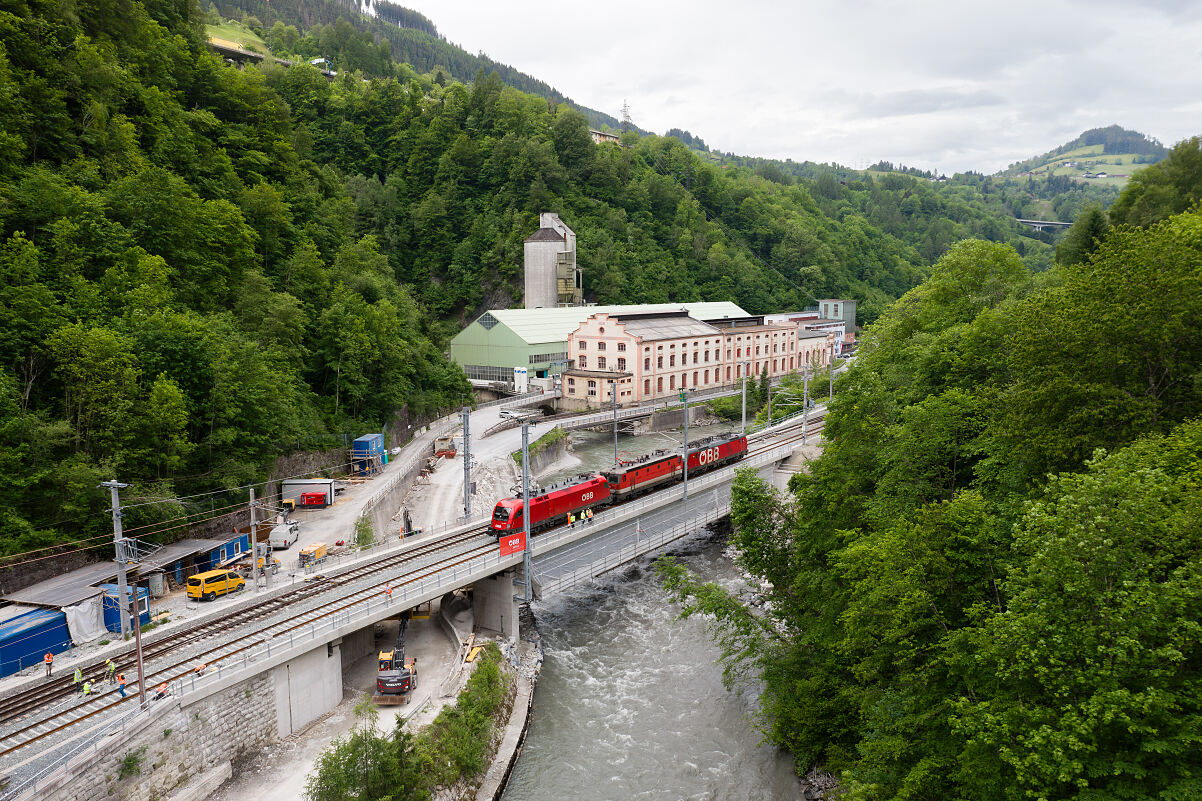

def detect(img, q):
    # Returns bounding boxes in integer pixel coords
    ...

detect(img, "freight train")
[490,433,748,536]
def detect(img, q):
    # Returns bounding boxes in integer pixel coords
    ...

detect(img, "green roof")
[467,302,748,345]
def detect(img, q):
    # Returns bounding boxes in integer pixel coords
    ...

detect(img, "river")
[502,425,801,801]
[501,534,799,801]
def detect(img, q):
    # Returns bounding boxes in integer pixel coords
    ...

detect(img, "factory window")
[529,351,567,364]
[568,378,575,386]
[789,357,794,369]
[704,350,709,362]
[670,375,675,390]
[704,370,709,383]
[755,346,761,355]
[773,344,778,353]
[657,356,663,368]
[599,327,605,334]
[579,356,587,368]
[693,371,698,386]
[598,357,607,369]
[597,342,606,351]
[669,355,676,367]
[736,347,742,358]
[479,312,499,331]
[587,381,597,397]
[692,352,698,364]
[726,366,731,381]
[617,358,626,371]
[644,379,651,395]
[579,341,586,350]
[773,359,778,371]
[645,357,651,370]
[464,365,517,383]
[617,343,626,352]
[657,377,663,392]
[726,349,732,359]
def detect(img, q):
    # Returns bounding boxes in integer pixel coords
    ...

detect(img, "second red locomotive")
[490,433,748,536]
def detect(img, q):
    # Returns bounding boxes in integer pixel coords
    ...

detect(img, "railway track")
[0,420,826,767]
[0,528,495,759]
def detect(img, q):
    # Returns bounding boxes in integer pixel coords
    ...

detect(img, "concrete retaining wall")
[272,642,343,738]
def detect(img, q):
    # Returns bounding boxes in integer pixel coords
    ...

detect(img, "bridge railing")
[534,504,731,597]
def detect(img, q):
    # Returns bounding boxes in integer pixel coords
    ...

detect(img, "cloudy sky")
[395,0,1201,173]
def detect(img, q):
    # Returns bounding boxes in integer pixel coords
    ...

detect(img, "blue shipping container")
[0,607,71,677]
[353,433,385,475]
[195,534,250,573]
[98,584,151,632]
[352,433,384,456]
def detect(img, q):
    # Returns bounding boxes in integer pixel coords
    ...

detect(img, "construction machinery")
[373,613,418,705]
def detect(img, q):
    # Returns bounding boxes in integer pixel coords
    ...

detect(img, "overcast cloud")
[394,0,1201,173]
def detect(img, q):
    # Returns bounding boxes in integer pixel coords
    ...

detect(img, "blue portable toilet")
[352,433,385,475]
[98,584,150,632]
[0,607,72,677]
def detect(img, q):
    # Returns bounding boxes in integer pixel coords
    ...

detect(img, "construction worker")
[586,508,594,523]
[384,583,393,602]
[154,682,169,701]
[105,658,117,684]
[81,680,92,696]
[568,513,575,529]
[116,673,127,698]
[195,662,207,677]
[43,652,53,678]
[73,667,82,693]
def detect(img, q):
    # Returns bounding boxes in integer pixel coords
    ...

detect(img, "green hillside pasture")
[206,21,269,53]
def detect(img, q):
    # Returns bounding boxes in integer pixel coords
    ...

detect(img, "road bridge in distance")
[1016,218,1072,232]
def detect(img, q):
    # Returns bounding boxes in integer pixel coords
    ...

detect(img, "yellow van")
[187,569,246,601]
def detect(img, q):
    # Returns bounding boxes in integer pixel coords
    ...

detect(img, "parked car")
[187,570,246,601]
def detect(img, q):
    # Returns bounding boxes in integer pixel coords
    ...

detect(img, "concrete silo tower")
[523,213,581,308]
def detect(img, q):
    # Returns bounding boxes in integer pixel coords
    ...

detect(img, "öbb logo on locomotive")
[489,433,748,537]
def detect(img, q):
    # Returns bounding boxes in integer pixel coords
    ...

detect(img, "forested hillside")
[0,0,934,561]
[209,0,637,133]
[661,137,1202,800]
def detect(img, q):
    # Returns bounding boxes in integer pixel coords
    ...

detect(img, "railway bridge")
[0,397,822,801]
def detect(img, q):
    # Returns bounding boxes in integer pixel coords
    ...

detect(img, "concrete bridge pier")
[473,570,519,640]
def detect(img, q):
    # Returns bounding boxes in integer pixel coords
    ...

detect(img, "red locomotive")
[491,474,612,534]
[490,433,748,537]
[601,433,748,501]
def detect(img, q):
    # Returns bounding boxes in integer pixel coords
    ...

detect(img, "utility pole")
[101,480,131,639]
[131,567,147,708]
[681,390,690,500]
[740,363,747,435]
[803,360,810,446]
[829,341,835,399]
[611,381,619,467]
[520,421,532,603]
[249,488,258,592]
[461,406,471,521]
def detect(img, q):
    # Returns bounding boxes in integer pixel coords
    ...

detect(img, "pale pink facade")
[562,311,822,409]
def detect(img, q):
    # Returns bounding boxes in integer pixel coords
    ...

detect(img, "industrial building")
[523,213,581,309]
[450,302,748,390]
[561,310,835,409]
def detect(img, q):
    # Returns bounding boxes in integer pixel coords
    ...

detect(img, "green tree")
[1054,204,1109,266]
[1108,136,1202,228]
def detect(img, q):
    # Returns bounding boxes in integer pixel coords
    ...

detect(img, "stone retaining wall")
[38,674,276,801]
